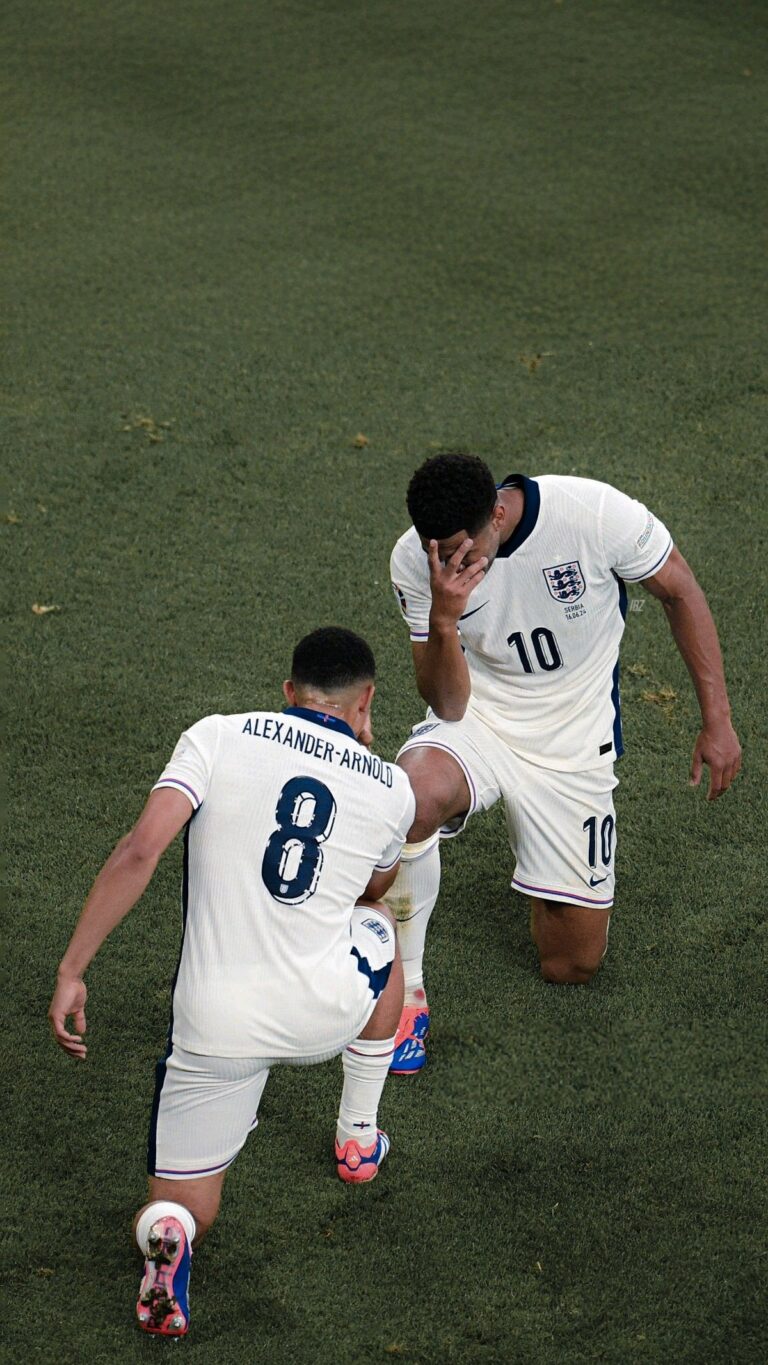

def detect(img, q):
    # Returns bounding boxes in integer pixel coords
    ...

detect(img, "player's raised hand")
[48,974,88,1059]
[427,539,488,625]
[689,719,742,801]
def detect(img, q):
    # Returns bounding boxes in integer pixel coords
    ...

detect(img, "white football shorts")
[399,711,618,910]
[148,904,395,1179]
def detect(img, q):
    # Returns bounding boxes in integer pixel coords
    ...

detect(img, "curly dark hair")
[291,627,375,691]
[406,452,497,539]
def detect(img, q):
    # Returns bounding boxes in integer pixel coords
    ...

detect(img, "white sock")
[336,1034,396,1147]
[384,834,441,1007]
[135,1201,196,1256]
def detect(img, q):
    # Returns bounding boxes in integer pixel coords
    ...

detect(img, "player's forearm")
[417,624,471,720]
[363,862,400,902]
[57,834,160,979]
[663,587,732,723]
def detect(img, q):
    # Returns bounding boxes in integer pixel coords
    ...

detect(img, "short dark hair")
[291,627,375,692]
[406,452,497,539]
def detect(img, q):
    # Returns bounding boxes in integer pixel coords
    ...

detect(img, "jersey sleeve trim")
[620,535,674,581]
[375,778,416,871]
[374,851,402,873]
[152,777,202,810]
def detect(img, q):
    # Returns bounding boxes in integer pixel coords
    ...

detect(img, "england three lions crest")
[543,561,585,603]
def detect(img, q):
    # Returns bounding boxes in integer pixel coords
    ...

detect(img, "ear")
[354,682,375,743]
[356,681,375,723]
[491,499,506,530]
[283,679,296,705]
[361,681,375,711]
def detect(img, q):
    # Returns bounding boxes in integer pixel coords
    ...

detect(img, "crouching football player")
[48,628,415,1337]
[386,454,740,1071]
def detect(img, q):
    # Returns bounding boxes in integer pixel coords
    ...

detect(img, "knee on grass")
[539,952,604,986]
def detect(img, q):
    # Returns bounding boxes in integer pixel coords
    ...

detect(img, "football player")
[48,628,415,1337]
[386,453,741,1073]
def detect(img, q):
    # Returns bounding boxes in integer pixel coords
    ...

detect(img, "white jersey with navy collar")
[390,475,673,771]
[152,706,415,1057]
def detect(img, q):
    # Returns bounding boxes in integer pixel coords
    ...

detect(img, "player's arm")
[361,779,416,903]
[641,546,741,800]
[412,539,487,721]
[362,863,401,903]
[48,788,194,1059]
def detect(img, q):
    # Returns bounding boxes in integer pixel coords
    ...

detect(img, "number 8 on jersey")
[261,776,337,905]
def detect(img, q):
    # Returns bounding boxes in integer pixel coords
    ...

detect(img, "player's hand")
[689,719,742,801]
[427,539,488,625]
[48,973,88,1059]
[359,711,373,748]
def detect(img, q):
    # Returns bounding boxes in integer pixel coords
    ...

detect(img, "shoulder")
[215,711,267,731]
[182,712,224,741]
[387,762,416,826]
[212,711,288,740]
[390,525,424,576]
[390,762,414,799]
[357,749,412,802]
[536,476,658,542]
[538,473,656,511]
[537,474,613,514]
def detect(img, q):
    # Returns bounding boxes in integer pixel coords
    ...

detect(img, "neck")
[497,485,525,544]
[299,695,345,713]
[284,679,373,740]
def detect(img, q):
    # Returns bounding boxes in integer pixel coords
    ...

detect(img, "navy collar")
[495,474,540,557]
[283,705,356,740]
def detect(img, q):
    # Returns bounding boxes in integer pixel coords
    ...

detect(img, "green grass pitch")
[3,1,767,1360]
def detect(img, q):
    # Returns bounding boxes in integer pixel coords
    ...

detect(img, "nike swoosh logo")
[459,602,488,621]
[589,874,609,887]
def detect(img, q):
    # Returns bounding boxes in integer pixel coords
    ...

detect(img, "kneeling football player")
[48,628,415,1336]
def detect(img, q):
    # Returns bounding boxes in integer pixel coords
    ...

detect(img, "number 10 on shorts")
[583,814,614,869]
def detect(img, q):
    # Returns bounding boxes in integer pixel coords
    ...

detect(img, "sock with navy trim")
[336,1034,396,1147]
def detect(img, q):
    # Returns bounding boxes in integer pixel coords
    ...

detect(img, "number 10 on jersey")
[261,776,337,905]
[506,628,563,672]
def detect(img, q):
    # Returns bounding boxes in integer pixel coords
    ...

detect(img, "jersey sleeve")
[374,773,416,871]
[390,536,432,642]
[599,483,674,581]
[152,715,221,811]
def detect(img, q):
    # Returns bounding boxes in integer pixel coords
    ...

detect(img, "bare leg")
[396,746,472,844]
[531,899,611,984]
[133,1171,227,1248]
[132,1173,227,1335]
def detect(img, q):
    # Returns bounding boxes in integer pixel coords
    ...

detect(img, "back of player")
[155,706,413,1058]
[48,626,416,1339]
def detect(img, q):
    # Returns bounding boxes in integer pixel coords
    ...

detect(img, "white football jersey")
[391,475,673,771]
[152,707,415,1057]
